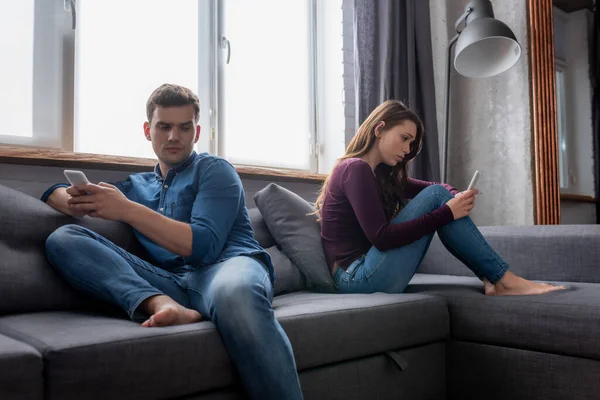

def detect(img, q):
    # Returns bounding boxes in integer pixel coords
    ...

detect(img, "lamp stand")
[442,34,459,183]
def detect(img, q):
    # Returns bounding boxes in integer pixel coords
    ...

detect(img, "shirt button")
[163,184,169,189]
[159,207,164,212]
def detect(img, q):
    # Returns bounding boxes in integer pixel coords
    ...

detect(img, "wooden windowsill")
[0,145,327,184]
[560,193,598,203]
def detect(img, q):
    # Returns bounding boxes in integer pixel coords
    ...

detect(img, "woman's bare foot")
[491,271,566,296]
[139,295,202,327]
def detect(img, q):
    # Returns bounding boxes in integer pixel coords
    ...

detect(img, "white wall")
[430,0,533,226]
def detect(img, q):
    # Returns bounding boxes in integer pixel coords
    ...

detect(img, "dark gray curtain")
[353,0,440,181]
[592,3,600,222]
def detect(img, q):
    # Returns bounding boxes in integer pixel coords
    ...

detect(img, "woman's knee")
[423,184,452,196]
[403,184,453,215]
[423,184,453,205]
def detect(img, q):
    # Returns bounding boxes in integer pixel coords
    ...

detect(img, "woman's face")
[375,120,417,167]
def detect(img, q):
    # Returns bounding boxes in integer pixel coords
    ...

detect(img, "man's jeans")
[334,184,509,294]
[46,224,303,400]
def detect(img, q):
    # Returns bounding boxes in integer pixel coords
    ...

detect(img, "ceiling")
[553,0,594,13]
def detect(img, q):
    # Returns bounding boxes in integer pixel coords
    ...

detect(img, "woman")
[316,100,564,296]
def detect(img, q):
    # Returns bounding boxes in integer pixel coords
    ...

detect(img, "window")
[1,0,346,174]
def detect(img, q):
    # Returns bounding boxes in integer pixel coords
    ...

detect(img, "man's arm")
[124,204,194,257]
[44,185,88,217]
[121,159,242,264]
[67,182,195,256]
[184,159,242,265]
[68,159,242,265]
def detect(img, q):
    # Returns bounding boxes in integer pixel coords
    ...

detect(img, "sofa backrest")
[420,225,600,284]
[0,184,144,315]
[0,184,304,316]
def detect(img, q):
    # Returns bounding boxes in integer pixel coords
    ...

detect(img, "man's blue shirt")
[42,151,274,281]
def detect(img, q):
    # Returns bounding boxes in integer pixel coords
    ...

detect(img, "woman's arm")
[341,160,454,251]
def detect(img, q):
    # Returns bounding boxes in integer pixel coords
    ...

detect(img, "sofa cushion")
[254,183,335,293]
[273,292,449,370]
[406,273,600,361]
[0,312,235,400]
[0,184,143,315]
[0,292,448,400]
[265,246,306,295]
[0,333,43,400]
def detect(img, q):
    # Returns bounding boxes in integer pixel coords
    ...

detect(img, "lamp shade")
[454,17,522,78]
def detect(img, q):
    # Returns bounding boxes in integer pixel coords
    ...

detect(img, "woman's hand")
[446,189,479,220]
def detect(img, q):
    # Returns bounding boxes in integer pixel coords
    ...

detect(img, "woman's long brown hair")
[314,100,424,221]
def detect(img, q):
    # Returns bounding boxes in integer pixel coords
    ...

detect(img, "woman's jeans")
[45,224,303,400]
[333,185,509,294]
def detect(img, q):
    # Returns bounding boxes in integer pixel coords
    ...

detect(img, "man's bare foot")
[483,279,496,296]
[492,271,566,296]
[139,295,202,327]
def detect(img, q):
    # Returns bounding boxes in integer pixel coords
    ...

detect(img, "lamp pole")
[441,3,472,183]
[442,33,459,184]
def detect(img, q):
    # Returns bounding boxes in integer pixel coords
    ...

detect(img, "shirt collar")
[154,151,198,180]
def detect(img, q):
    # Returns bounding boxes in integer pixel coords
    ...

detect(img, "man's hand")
[67,182,134,221]
[446,189,479,220]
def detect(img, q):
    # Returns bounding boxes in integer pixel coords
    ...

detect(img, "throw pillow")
[265,245,306,295]
[254,183,336,293]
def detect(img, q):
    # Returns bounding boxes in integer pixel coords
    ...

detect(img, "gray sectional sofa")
[1,181,599,400]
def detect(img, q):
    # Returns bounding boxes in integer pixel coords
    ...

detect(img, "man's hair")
[146,83,200,124]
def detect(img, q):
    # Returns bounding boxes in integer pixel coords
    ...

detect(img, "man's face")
[144,105,200,168]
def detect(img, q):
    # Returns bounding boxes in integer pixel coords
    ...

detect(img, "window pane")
[0,0,68,148]
[0,0,34,137]
[75,0,198,158]
[220,0,312,170]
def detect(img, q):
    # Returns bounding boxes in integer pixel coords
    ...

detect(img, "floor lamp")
[442,0,522,182]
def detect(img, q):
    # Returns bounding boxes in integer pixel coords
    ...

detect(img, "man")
[42,83,303,400]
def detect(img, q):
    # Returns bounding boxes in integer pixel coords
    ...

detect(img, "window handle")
[64,0,76,30]
[221,36,231,64]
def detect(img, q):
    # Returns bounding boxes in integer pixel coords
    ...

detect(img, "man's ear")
[194,125,201,143]
[143,121,152,141]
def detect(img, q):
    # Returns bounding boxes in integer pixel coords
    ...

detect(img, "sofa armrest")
[419,225,600,284]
